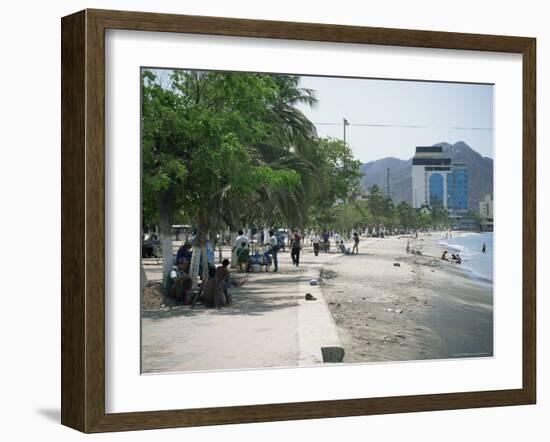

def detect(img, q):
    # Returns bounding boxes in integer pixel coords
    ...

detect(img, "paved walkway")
[141,244,349,373]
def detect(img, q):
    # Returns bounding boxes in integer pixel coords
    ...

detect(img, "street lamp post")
[343,118,349,145]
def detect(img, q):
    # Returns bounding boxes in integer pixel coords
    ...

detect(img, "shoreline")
[320,232,493,364]
[436,231,494,287]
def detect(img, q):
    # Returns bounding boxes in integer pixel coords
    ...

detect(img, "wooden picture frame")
[61,8,536,433]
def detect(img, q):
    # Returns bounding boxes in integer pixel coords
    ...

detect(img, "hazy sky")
[296,76,494,163]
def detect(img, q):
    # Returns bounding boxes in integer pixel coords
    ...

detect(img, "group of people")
[165,242,232,308]
[334,233,360,255]
[441,250,462,264]
[164,228,362,308]
[232,229,281,272]
[233,228,309,272]
[309,231,360,256]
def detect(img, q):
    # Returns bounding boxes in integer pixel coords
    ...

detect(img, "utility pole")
[343,118,349,145]
[387,168,390,198]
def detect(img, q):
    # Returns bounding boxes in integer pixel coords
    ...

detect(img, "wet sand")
[321,233,493,363]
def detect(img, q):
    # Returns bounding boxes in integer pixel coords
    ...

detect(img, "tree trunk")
[140,262,148,292]
[189,242,201,286]
[190,228,208,285]
[158,195,173,288]
[201,244,209,281]
[140,226,148,292]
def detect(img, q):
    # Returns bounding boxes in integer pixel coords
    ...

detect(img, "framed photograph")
[61,9,536,433]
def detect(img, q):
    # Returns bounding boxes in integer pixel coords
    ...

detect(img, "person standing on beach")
[482,242,487,253]
[290,232,302,266]
[352,232,360,254]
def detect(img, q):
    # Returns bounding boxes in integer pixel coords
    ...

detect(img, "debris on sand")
[142,282,176,309]
[309,279,319,286]
[393,262,401,267]
[305,293,317,301]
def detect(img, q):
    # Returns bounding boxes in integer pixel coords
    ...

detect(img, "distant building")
[479,194,494,231]
[411,146,468,211]
[447,163,468,211]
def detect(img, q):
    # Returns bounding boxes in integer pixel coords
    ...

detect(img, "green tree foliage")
[307,138,363,229]
[366,185,395,227]
[430,206,451,229]
[396,201,418,230]
[142,69,342,281]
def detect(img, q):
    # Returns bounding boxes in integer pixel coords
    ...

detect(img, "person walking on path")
[352,232,360,254]
[322,231,330,253]
[312,232,320,256]
[290,232,302,266]
[264,230,279,272]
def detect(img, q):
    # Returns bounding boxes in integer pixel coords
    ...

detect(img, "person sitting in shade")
[216,259,232,304]
[165,257,193,304]
[202,267,225,308]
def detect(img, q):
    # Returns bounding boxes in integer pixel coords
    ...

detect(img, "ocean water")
[439,232,493,284]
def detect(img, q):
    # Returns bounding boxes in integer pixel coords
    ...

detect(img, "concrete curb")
[297,256,345,365]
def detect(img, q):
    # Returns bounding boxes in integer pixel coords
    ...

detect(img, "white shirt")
[312,235,320,244]
[235,234,249,248]
[170,266,182,280]
[334,234,341,243]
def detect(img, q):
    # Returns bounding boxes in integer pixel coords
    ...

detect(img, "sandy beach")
[141,231,493,372]
[321,232,493,363]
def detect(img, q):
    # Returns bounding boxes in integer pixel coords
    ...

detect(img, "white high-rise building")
[479,194,494,231]
[411,146,453,208]
[479,194,493,217]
